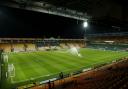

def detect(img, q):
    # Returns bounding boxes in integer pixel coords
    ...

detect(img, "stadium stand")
[87,36,128,44]
[0,38,85,52]
[87,43,128,51]
[59,43,68,49]
[12,44,25,52]
[86,33,128,51]
[26,44,36,51]
[0,44,11,52]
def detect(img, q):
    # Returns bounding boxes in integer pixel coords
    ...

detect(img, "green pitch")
[8,48,128,84]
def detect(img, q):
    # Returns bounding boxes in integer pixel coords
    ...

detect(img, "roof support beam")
[0,0,90,21]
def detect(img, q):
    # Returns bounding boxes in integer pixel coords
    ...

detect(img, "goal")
[3,54,8,63]
[8,64,15,78]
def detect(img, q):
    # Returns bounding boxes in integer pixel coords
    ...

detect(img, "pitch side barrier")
[14,57,127,89]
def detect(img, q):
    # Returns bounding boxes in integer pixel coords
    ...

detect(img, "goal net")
[3,54,8,63]
[8,64,15,78]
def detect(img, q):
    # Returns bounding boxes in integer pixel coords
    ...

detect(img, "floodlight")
[83,21,88,28]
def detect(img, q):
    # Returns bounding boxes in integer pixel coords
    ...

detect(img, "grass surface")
[8,48,128,84]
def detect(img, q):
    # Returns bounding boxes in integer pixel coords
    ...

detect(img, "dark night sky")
[0,6,85,38]
[0,6,127,38]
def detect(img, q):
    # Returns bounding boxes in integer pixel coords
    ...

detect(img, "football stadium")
[0,38,128,89]
[0,0,128,89]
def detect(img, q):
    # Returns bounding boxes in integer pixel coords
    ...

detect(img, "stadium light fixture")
[83,21,88,41]
[83,21,88,28]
